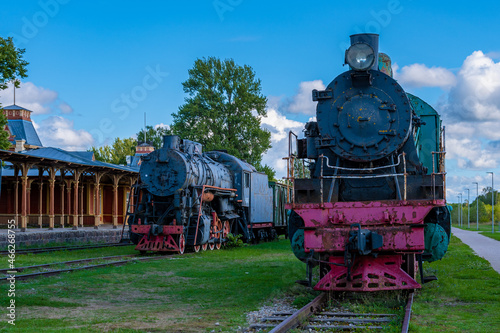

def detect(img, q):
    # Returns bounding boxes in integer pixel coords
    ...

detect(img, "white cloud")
[0,81,73,115]
[393,63,456,89]
[440,51,500,123]
[433,51,500,173]
[37,116,94,151]
[154,123,170,130]
[260,108,305,177]
[285,80,325,115]
[59,102,73,114]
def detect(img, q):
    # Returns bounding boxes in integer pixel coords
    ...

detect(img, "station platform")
[0,225,130,249]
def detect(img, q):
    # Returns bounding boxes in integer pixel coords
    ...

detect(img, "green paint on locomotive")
[407,93,443,175]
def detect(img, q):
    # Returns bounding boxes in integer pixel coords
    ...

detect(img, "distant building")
[126,142,154,168]
[2,104,42,152]
[0,103,140,230]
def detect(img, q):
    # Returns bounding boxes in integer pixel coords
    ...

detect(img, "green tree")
[171,57,271,166]
[0,37,29,150]
[136,125,171,150]
[0,113,10,150]
[256,164,276,182]
[90,137,137,165]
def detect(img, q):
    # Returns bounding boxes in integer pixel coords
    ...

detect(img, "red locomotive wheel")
[209,243,215,250]
[202,243,208,251]
[215,242,221,250]
[193,245,201,253]
[178,234,185,255]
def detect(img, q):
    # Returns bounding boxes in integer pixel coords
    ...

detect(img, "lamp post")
[473,182,479,231]
[465,188,470,229]
[458,193,462,227]
[487,172,494,233]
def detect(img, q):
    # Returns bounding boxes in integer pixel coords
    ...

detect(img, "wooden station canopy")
[0,148,138,231]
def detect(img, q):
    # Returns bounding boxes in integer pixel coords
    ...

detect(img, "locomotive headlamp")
[346,43,375,71]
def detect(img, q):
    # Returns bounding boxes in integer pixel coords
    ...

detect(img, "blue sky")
[1,0,500,202]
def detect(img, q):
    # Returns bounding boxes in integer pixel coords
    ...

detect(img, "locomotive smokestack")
[348,33,379,71]
[163,135,180,150]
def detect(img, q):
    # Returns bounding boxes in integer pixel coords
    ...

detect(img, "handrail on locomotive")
[285,129,447,206]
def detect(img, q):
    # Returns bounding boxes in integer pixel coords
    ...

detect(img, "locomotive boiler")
[128,135,287,253]
[288,34,450,291]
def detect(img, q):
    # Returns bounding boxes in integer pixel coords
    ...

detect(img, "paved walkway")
[451,227,500,274]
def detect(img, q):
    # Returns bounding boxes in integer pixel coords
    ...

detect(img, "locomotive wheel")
[209,243,215,250]
[202,243,208,251]
[194,245,201,253]
[177,234,186,255]
[215,241,221,250]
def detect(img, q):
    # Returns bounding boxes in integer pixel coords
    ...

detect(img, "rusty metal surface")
[132,225,183,235]
[295,200,441,226]
[269,292,327,333]
[401,292,414,333]
[315,255,421,291]
[304,225,424,252]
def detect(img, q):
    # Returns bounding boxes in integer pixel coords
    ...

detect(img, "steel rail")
[0,242,131,255]
[269,292,327,333]
[0,255,170,281]
[401,292,414,333]
[0,254,137,274]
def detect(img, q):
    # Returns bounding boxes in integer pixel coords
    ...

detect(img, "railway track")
[0,242,131,255]
[0,254,170,281]
[250,292,415,332]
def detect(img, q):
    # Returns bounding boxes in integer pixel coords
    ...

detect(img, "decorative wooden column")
[21,175,28,231]
[13,165,19,228]
[79,184,84,227]
[72,169,84,230]
[48,167,57,230]
[19,162,35,231]
[60,180,66,227]
[94,172,105,229]
[66,179,72,229]
[26,179,33,226]
[38,168,44,228]
[111,174,124,229]
[48,178,55,229]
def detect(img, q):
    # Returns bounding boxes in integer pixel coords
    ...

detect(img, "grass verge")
[1,236,498,332]
[0,240,305,332]
[411,236,500,332]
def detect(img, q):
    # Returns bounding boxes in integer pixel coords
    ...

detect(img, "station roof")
[0,147,138,176]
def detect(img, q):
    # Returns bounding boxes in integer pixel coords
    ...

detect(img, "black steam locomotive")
[288,34,450,291]
[127,135,287,253]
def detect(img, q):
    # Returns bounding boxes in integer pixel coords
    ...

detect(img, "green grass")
[411,236,500,332]
[0,240,306,332]
[0,237,498,332]
[479,231,500,241]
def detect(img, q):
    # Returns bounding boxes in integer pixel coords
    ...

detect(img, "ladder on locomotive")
[120,182,141,243]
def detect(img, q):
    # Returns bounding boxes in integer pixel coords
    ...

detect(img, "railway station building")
[0,104,140,231]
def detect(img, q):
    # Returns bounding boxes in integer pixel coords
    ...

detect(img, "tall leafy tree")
[90,137,137,165]
[136,125,171,150]
[171,57,271,166]
[0,37,29,150]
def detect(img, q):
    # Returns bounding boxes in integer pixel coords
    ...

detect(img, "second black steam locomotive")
[127,135,288,253]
